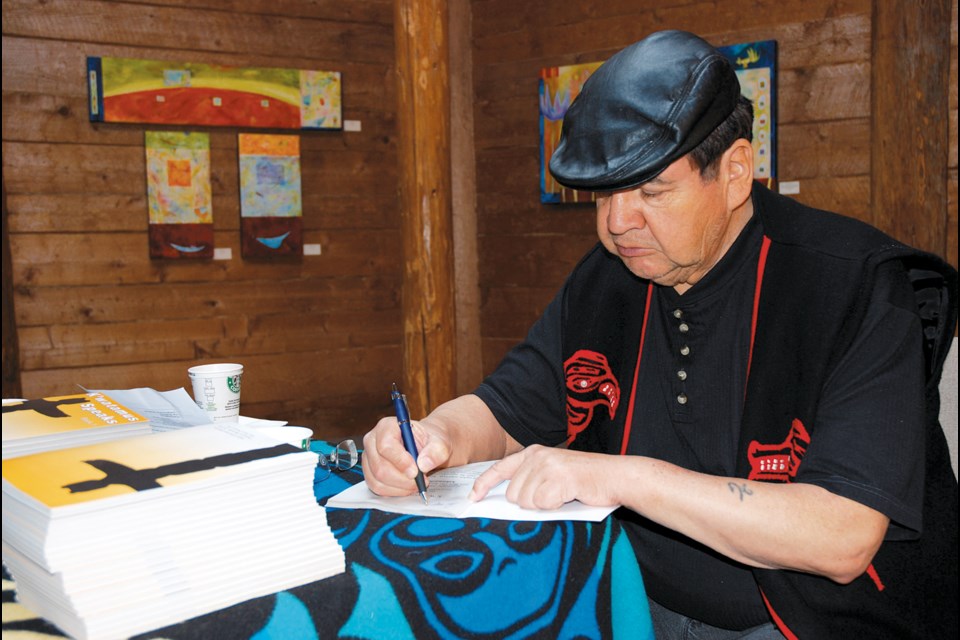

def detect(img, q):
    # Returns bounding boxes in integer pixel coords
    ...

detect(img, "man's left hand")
[469,445,621,509]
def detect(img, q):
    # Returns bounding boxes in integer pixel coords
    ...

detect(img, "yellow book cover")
[2,424,306,512]
[2,393,149,442]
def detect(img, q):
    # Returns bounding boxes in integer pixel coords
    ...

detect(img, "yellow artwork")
[88,57,342,130]
[539,61,603,204]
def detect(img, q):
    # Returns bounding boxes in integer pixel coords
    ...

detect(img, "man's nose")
[605,192,646,235]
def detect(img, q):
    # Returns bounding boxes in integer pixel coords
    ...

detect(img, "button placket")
[674,309,690,406]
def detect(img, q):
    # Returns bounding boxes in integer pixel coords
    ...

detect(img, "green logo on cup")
[227,375,241,393]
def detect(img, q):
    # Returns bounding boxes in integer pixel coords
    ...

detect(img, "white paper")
[86,387,289,433]
[88,387,214,431]
[237,416,289,429]
[327,460,616,522]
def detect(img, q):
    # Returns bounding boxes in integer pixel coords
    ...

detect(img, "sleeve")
[796,259,926,539]
[472,287,569,448]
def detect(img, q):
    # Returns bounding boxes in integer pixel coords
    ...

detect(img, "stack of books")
[1,393,152,459]
[1,423,345,640]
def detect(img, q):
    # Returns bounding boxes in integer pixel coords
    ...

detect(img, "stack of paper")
[1,423,344,640]
[2,393,152,459]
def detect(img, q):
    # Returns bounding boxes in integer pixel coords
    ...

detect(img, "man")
[363,30,958,638]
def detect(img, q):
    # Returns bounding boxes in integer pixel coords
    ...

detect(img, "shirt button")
[677,370,687,381]
[680,345,690,356]
[677,393,688,405]
[673,309,683,319]
[679,322,689,333]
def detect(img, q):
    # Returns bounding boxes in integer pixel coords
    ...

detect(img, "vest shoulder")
[753,186,902,261]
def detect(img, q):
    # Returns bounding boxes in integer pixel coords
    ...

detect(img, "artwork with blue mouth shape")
[169,243,207,253]
[256,231,291,249]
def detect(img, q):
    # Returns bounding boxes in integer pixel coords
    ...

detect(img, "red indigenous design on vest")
[747,418,810,482]
[564,350,621,440]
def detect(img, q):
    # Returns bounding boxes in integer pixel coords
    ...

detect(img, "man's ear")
[724,139,754,210]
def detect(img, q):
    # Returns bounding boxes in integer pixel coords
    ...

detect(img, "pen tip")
[420,492,428,505]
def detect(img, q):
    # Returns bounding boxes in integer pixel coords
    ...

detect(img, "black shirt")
[475,213,925,630]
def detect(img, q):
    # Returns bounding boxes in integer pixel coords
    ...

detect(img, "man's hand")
[361,417,451,497]
[469,445,622,508]
[469,445,889,584]
[361,394,522,499]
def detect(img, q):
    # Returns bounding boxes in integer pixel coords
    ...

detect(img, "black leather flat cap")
[549,30,741,192]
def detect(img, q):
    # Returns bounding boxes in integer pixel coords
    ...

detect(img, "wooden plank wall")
[1,0,399,439]
[471,0,960,373]
[3,0,958,434]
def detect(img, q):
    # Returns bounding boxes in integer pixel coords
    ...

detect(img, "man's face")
[595,152,746,292]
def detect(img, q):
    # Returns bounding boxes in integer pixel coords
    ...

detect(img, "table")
[3,442,654,639]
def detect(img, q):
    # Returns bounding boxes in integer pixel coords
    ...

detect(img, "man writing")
[363,30,957,638]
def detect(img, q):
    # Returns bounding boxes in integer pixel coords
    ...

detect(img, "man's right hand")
[360,393,521,497]
[361,416,451,497]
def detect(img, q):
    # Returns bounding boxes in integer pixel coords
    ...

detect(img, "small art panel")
[145,131,213,259]
[539,61,603,204]
[717,40,777,187]
[88,57,341,130]
[238,134,303,258]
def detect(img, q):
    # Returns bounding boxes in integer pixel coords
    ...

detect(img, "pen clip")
[391,383,412,429]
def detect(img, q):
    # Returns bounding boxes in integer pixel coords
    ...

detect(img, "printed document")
[326,460,616,522]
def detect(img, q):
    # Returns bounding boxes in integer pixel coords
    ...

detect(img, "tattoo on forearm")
[728,482,753,502]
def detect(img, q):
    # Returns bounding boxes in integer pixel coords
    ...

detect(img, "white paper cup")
[256,426,313,450]
[188,363,243,423]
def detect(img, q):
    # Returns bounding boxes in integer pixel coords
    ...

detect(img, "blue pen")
[391,383,428,503]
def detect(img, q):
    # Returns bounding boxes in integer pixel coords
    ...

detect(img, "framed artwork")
[88,57,341,130]
[539,61,603,204]
[717,40,777,187]
[538,39,777,202]
[238,134,303,258]
[145,131,213,259]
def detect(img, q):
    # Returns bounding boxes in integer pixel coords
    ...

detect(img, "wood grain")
[2,1,404,437]
[2,0,957,429]
[471,0,958,373]
[394,0,457,415]
[871,0,952,257]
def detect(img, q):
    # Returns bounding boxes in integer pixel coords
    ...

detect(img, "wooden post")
[449,0,483,395]
[2,178,23,398]
[871,0,951,257]
[395,0,457,416]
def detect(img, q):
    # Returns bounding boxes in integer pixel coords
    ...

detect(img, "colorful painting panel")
[238,134,303,258]
[88,57,341,130]
[717,40,777,186]
[145,131,213,259]
[539,61,603,204]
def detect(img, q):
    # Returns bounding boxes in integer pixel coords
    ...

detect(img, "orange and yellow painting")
[238,134,303,257]
[539,61,602,204]
[145,131,213,259]
[88,57,341,130]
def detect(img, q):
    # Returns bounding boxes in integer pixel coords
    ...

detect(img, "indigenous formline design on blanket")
[2,443,653,639]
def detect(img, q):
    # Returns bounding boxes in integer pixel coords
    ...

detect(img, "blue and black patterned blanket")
[2,443,654,639]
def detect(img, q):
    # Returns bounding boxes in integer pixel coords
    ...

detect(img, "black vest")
[560,186,958,638]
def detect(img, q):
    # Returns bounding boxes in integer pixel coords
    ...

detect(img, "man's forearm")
[613,456,889,583]
[420,394,522,469]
